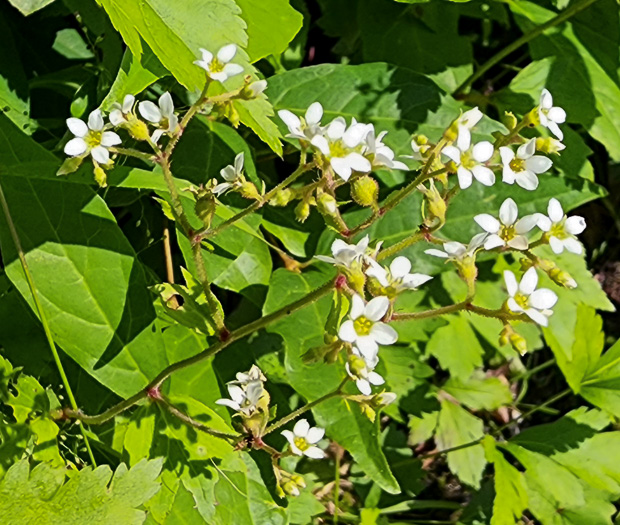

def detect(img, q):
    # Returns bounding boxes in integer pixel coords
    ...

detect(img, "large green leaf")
[0,458,163,524]
[6,0,55,16]
[263,267,400,494]
[97,0,282,153]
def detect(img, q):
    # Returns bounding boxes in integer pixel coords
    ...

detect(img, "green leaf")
[0,458,163,524]
[52,28,95,60]
[0,176,168,399]
[443,373,512,411]
[235,0,303,62]
[97,0,282,153]
[507,0,620,161]
[435,399,485,488]
[263,267,400,494]
[6,0,55,16]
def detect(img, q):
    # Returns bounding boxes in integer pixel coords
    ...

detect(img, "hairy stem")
[453,0,600,95]
[0,181,97,467]
[66,278,337,425]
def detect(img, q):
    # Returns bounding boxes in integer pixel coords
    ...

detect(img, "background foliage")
[0,0,619,523]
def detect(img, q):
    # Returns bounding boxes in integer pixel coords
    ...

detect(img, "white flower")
[537,198,586,254]
[366,256,432,294]
[316,235,372,268]
[474,198,539,251]
[442,136,495,189]
[346,354,384,395]
[425,233,488,261]
[364,125,408,171]
[215,380,264,416]
[281,419,325,459]
[213,152,244,195]
[64,109,121,164]
[194,44,244,82]
[278,102,324,141]
[247,80,267,97]
[455,107,483,152]
[311,117,372,181]
[538,89,566,140]
[338,295,397,361]
[138,92,178,143]
[374,391,397,407]
[109,94,135,126]
[231,364,266,387]
[499,138,552,191]
[504,268,558,326]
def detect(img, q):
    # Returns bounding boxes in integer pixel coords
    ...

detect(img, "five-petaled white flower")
[500,138,552,191]
[278,102,324,141]
[138,92,178,143]
[442,135,495,189]
[537,198,586,254]
[538,89,566,141]
[213,152,244,196]
[363,125,408,171]
[109,94,136,126]
[64,109,121,165]
[504,268,558,326]
[194,44,244,82]
[281,419,325,459]
[425,233,488,261]
[311,118,371,181]
[316,235,374,268]
[215,379,264,417]
[474,198,539,251]
[338,295,397,361]
[346,354,385,395]
[366,256,432,295]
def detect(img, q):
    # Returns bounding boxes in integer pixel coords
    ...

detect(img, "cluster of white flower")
[279,103,407,182]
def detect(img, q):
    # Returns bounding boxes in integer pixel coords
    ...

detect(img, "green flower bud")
[510,332,528,356]
[269,188,295,207]
[503,111,518,131]
[421,180,446,227]
[57,156,84,176]
[348,354,367,377]
[523,107,540,127]
[240,181,261,201]
[93,165,107,188]
[195,194,216,229]
[127,118,151,142]
[316,190,339,217]
[295,200,311,222]
[536,137,565,155]
[351,175,379,208]
[549,267,577,289]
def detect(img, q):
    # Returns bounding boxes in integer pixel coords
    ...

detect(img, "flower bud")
[291,474,306,488]
[502,111,518,131]
[269,188,295,207]
[348,354,367,377]
[295,200,311,222]
[421,180,446,227]
[523,107,540,127]
[282,480,300,497]
[536,137,566,155]
[316,190,339,217]
[222,101,240,127]
[57,156,84,176]
[371,391,397,408]
[240,79,268,100]
[351,175,379,208]
[549,267,577,289]
[240,181,261,200]
[195,194,216,229]
[93,165,107,188]
[499,325,527,355]
[127,118,151,142]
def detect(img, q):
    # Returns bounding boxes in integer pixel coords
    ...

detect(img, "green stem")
[333,448,341,525]
[377,219,443,262]
[263,377,349,436]
[109,147,155,163]
[514,358,555,380]
[454,0,600,95]
[0,181,97,467]
[391,301,468,321]
[67,277,337,425]
[466,304,531,323]
[165,80,211,156]
[198,161,315,240]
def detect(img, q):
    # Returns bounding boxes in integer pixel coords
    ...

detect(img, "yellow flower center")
[85,130,102,149]
[354,316,373,336]
[514,293,529,309]
[294,437,310,451]
[209,58,225,73]
[550,221,567,239]
[329,139,349,158]
[509,158,525,172]
[461,151,477,169]
[499,225,516,242]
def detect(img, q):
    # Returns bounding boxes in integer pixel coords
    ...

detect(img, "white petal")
[515,214,539,234]
[234,152,244,173]
[390,256,411,279]
[215,399,241,410]
[220,165,237,182]
[549,236,564,254]
[356,379,371,395]
[484,235,505,250]
[304,446,325,459]
[499,198,518,226]
[507,297,524,313]
[548,106,566,124]
[525,155,552,174]
[444,242,466,256]
[472,141,494,162]
[305,102,323,125]
[502,165,516,184]
[540,89,553,109]
[457,166,473,189]
[100,131,121,147]
[281,429,295,445]
[456,128,471,152]
[538,215,552,231]
[403,273,433,288]
[442,145,461,164]
[471,165,495,186]
[516,171,539,191]
[339,320,357,342]
[159,92,174,117]
[349,294,364,319]
[499,146,514,165]
[565,216,586,235]
[327,118,346,140]
[525,308,549,326]
[88,109,104,131]
[91,146,110,164]
[67,118,88,137]
[547,121,563,140]
[519,267,538,295]
[366,261,389,287]
[474,214,500,233]
[425,249,449,258]
[507,235,529,250]
[199,48,214,63]
[460,107,483,128]
[356,337,379,360]
[529,289,558,310]
[279,110,301,132]
[293,419,310,438]
[504,270,519,297]
[368,371,385,386]
[345,152,371,173]
[330,158,351,181]
[547,198,564,222]
[122,94,135,113]
[139,101,162,123]
[370,322,398,344]
[563,237,583,254]
[311,135,330,156]
[64,137,87,157]
[108,110,125,126]
[217,43,237,63]
[210,71,228,82]
[343,124,368,148]
[222,63,244,77]
[365,296,389,321]
[517,138,536,159]
[306,427,325,443]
